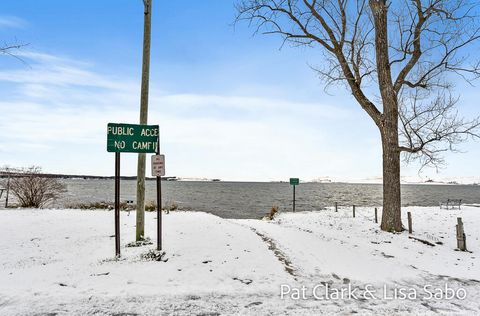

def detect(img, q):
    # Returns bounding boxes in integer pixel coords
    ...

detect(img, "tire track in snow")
[227,220,300,279]
[249,227,299,279]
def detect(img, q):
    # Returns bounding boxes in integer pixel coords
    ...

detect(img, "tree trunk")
[380,116,403,232]
[369,0,403,232]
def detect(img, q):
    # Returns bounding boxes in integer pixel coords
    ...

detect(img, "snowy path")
[236,206,480,314]
[0,207,479,315]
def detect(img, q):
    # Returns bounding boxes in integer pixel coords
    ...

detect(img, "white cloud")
[0,52,136,91]
[0,50,386,180]
[0,16,27,29]
[154,93,351,121]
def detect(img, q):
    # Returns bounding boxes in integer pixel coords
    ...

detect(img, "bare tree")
[236,0,480,232]
[1,166,67,208]
[1,41,28,64]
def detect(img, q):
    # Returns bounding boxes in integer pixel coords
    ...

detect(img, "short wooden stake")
[353,205,356,218]
[335,202,338,212]
[456,217,467,251]
[374,208,378,224]
[407,212,412,234]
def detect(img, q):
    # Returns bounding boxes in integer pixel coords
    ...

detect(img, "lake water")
[55,179,480,219]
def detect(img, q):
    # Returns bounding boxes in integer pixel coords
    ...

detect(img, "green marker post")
[289,178,299,212]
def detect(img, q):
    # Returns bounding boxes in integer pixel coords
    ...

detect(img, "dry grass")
[265,206,279,220]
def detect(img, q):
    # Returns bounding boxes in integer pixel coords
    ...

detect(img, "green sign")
[290,178,299,186]
[107,123,159,153]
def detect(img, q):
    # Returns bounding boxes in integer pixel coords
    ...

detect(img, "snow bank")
[0,206,479,315]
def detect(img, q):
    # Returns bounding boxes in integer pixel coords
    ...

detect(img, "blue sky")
[0,1,479,182]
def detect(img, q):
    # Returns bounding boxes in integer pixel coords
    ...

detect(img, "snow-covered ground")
[0,206,479,315]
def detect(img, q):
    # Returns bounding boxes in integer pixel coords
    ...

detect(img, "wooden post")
[407,212,412,234]
[5,171,10,208]
[136,0,153,241]
[456,217,467,251]
[335,202,338,212]
[374,208,378,224]
[353,205,356,218]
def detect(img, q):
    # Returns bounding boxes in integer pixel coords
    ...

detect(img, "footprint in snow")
[245,301,263,308]
[233,277,253,285]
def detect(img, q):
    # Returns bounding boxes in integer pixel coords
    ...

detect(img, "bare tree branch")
[236,0,480,232]
[236,0,480,170]
[0,166,66,208]
[0,41,29,65]
[398,88,480,170]
[236,0,383,127]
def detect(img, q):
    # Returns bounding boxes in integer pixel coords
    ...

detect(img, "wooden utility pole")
[136,0,152,241]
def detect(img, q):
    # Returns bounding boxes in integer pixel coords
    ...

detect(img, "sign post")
[5,171,10,208]
[289,178,299,212]
[115,152,121,257]
[151,138,165,251]
[157,163,161,251]
[107,123,160,257]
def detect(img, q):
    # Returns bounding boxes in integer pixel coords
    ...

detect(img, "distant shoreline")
[0,173,178,181]
[1,172,479,186]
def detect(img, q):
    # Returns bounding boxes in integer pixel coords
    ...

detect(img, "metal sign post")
[151,134,165,251]
[115,152,121,257]
[157,168,162,251]
[289,178,299,212]
[293,185,296,212]
[107,122,160,257]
